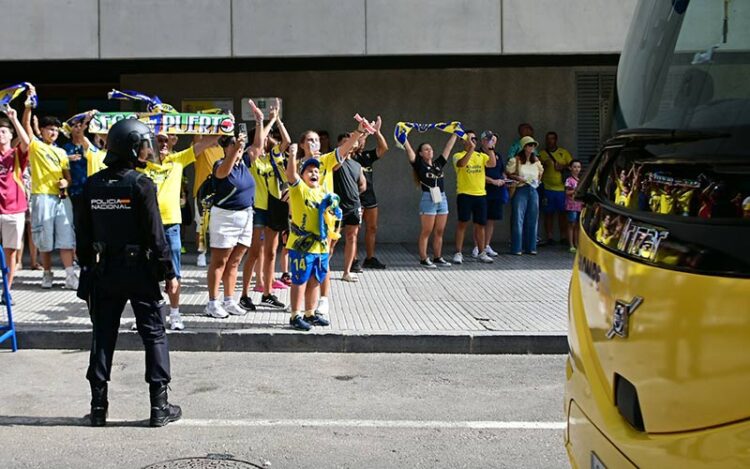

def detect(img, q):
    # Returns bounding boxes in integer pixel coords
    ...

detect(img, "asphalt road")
[0,351,568,468]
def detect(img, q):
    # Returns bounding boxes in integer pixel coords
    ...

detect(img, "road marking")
[174,419,566,430]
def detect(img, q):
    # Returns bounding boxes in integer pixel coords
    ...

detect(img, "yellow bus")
[564,1,750,467]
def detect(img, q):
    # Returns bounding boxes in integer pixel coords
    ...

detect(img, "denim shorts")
[567,210,581,223]
[164,224,182,279]
[418,191,449,216]
[543,189,566,213]
[30,194,75,252]
[254,208,269,228]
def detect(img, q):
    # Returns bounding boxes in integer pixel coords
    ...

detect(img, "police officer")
[75,119,181,427]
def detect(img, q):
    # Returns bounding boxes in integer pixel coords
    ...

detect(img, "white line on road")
[173,419,566,430]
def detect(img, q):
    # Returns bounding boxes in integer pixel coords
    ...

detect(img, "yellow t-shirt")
[251,145,283,211]
[192,146,223,197]
[453,151,491,196]
[138,147,196,225]
[286,179,328,254]
[86,148,107,176]
[319,150,339,194]
[29,138,70,195]
[539,147,573,191]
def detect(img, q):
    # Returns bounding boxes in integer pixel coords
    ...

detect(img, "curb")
[13,328,568,354]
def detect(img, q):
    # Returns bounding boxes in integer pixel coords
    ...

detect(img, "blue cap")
[300,157,321,173]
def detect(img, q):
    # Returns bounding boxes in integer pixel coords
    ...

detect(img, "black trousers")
[86,289,171,386]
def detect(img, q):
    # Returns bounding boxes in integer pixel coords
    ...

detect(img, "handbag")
[508,156,520,198]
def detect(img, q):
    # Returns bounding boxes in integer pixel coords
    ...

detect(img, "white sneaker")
[41,271,53,289]
[317,297,330,316]
[65,272,79,290]
[485,245,499,257]
[170,311,185,330]
[478,252,494,263]
[342,272,359,282]
[471,246,479,258]
[452,252,463,265]
[196,252,207,267]
[130,322,138,331]
[223,300,246,316]
[205,302,229,319]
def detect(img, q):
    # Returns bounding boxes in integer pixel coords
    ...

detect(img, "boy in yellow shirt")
[22,87,78,290]
[452,130,495,264]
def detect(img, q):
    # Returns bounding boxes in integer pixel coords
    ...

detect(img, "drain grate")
[142,455,264,469]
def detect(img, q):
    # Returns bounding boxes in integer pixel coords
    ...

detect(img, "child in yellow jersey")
[285,157,333,331]
[294,122,367,318]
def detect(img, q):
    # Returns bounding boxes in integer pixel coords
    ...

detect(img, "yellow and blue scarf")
[61,111,92,138]
[108,89,177,114]
[393,121,467,149]
[0,82,36,110]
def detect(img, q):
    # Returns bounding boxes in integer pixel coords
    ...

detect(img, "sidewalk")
[4,244,571,354]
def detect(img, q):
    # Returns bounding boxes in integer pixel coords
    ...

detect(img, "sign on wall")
[181,99,235,115]
[241,97,283,121]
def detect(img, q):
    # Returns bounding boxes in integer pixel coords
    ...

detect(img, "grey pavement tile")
[4,245,571,335]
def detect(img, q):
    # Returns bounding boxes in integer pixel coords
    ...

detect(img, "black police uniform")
[75,118,180,427]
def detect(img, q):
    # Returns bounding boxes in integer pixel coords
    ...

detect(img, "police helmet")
[103,118,155,167]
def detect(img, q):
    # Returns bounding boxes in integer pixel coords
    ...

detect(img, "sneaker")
[569,246,577,253]
[431,257,452,267]
[65,272,79,290]
[280,272,292,286]
[272,279,289,290]
[420,258,437,269]
[170,311,185,331]
[305,312,330,327]
[196,252,207,267]
[363,257,386,269]
[471,246,479,258]
[290,315,312,331]
[180,247,187,254]
[131,322,138,331]
[350,259,363,273]
[262,294,285,308]
[452,252,463,265]
[511,251,522,256]
[239,295,257,311]
[342,272,359,282]
[41,271,53,289]
[478,252,494,263]
[317,297,330,316]
[485,245,499,257]
[253,284,265,293]
[224,300,247,315]
[528,251,538,256]
[205,302,229,319]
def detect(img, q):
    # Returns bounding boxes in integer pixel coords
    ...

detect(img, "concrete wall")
[123,65,614,244]
[0,0,637,60]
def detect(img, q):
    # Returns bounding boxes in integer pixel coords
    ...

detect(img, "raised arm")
[274,99,291,153]
[455,137,476,168]
[482,134,498,168]
[22,85,36,140]
[192,134,221,156]
[6,109,30,152]
[404,139,417,164]
[335,119,368,162]
[285,147,300,186]
[440,133,458,159]
[247,99,267,160]
[215,133,246,179]
[373,116,388,157]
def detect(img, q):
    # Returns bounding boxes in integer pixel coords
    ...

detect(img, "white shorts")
[209,206,253,249]
[0,212,26,250]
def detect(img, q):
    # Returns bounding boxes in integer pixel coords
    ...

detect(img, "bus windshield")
[615,0,750,134]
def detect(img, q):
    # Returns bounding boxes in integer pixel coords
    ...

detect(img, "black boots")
[89,381,108,427]
[149,383,182,427]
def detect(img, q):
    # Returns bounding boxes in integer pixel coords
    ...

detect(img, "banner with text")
[89,112,235,135]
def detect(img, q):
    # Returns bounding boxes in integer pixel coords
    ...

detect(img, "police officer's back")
[75,118,181,427]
